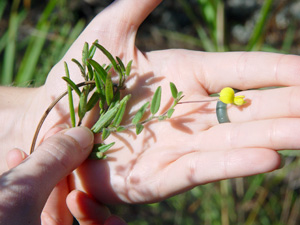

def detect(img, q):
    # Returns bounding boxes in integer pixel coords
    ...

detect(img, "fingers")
[198,118,300,151]
[200,52,300,92]
[0,127,94,223]
[226,87,300,123]
[41,179,73,225]
[6,149,27,169]
[159,148,281,196]
[23,126,94,191]
[67,190,127,225]
[147,50,300,93]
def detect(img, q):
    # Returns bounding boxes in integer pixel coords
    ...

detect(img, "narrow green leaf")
[116,126,126,132]
[113,95,131,127]
[93,70,102,93]
[105,73,114,106]
[170,82,178,99]
[136,123,144,135]
[98,142,115,152]
[91,106,119,133]
[89,40,98,58]
[88,59,107,83]
[62,76,81,96]
[64,62,76,127]
[116,57,126,72]
[87,63,94,80]
[105,64,113,72]
[72,58,85,77]
[102,128,111,141]
[132,102,150,125]
[78,89,88,120]
[125,60,133,76]
[167,108,175,118]
[150,86,162,115]
[82,42,89,67]
[86,92,101,111]
[177,91,184,101]
[94,43,118,71]
[98,91,106,112]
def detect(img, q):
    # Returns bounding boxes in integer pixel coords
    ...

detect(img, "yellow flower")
[219,87,246,106]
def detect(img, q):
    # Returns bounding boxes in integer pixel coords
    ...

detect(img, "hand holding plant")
[3,1,300,223]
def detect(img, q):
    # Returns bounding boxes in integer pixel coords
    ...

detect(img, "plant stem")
[30,80,95,154]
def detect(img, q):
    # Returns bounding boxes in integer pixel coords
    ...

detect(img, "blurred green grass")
[1,0,300,224]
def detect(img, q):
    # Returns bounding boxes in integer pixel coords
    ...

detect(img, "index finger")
[199,51,300,92]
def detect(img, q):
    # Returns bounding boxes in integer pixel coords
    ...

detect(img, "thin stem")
[30,81,95,154]
[177,98,218,104]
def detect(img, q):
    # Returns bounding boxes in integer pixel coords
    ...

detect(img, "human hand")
[6,0,300,205]
[3,126,126,225]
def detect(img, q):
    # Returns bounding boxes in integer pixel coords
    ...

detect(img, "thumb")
[26,126,94,191]
[0,127,94,224]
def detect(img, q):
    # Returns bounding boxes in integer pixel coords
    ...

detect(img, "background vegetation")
[1,0,300,224]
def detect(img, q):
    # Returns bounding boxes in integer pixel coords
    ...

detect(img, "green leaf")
[72,58,85,77]
[86,92,101,111]
[105,73,114,106]
[94,43,118,72]
[64,62,76,127]
[62,76,81,96]
[98,142,115,152]
[87,63,94,80]
[150,86,162,115]
[116,126,126,132]
[125,60,133,76]
[113,94,131,127]
[136,123,144,135]
[177,91,184,101]
[132,102,150,125]
[105,64,113,72]
[89,40,98,58]
[167,108,175,118]
[82,42,89,67]
[116,56,125,72]
[78,89,88,120]
[91,105,119,133]
[170,82,178,99]
[88,59,107,83]
[93,70,103,93]
[102,128,111,141]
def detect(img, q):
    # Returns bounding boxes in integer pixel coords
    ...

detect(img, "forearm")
[0,86,45,173]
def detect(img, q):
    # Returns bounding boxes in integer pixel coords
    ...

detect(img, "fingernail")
[64,127,94,149]
[278,153,285,169]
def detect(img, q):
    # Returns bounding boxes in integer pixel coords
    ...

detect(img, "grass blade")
[246,0,273,51]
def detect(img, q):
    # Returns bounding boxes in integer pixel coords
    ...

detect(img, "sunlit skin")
[2,0,300,224]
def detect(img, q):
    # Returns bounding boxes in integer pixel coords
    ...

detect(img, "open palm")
[41,0,300,207]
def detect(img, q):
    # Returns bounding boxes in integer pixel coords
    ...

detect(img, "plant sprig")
[61,40,183,159]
